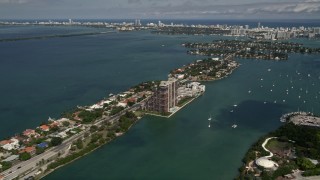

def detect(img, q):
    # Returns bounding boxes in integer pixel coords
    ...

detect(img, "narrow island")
[184,40,320,61]
[236,112,320,180]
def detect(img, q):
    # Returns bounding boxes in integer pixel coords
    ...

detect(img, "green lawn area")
[266,139,292,152]
[177,97,194,107]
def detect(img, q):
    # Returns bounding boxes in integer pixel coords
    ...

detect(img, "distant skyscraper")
[245,25,249,29]
[69,19,72,24]
[258,22,261,29]
[134,19,141,26]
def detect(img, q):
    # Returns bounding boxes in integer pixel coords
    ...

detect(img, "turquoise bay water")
[0,25,320,179]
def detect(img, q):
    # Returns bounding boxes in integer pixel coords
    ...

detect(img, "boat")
[208,114,212,121]
[208,121,211,128]
[268,69,271,72]
[230,110,234,113]
[232,124,237,128]
[248,90,251,94]
[233,104,238,107]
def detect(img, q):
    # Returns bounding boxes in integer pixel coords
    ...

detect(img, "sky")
[0,0,320,19]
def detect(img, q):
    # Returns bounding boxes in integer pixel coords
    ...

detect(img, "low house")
[0,152,11,159]
[39,125,50,132]
[3,154,19,163]
[37,142,49,149]
[0,138,20,151]
[117,102,127,108]
[23,129,36,137]
[19,146,36,155]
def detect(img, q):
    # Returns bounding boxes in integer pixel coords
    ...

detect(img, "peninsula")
[237,112,320,179]
[0,55,237,180]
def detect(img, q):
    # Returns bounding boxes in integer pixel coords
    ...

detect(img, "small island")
[236,112,320,180]
[184,40,320,61]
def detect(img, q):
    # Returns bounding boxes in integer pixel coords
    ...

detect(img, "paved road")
[1,104,141,180]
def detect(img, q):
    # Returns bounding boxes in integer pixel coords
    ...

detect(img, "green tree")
[19,152,31,161]
[51,137,63,146]
[90,125,98,133]
[36,147,45,155]
[297,157,316,170]
[0,161,12,170]
[62,121,70,127]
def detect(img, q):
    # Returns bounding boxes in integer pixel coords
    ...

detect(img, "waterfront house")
[0,138,20,151]
[23,129,37,137]
[39,125,50,132]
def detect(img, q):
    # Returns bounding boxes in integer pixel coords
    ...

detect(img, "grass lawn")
[266,139,292,153]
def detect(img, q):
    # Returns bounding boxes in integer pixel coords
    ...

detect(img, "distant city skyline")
[0,0,320,19]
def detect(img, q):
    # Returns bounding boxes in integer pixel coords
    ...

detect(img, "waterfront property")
[237,115,320,179]
[184,40,320,61]
[145,78,178,114]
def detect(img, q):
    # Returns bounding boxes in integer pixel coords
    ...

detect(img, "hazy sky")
[0,0,320,19]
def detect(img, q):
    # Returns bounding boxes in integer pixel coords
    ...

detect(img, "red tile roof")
[39,125,50,131]
[0,140,11,146]
[23,129,35,136]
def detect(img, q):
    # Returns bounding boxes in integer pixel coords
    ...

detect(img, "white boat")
[233,104,238,107]
[248,90,251,94]
[208,114,212,121]
[232,124,237,128]
[268,69,271,72]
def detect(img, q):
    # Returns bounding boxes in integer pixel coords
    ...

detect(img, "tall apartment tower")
[146,79,177,113]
